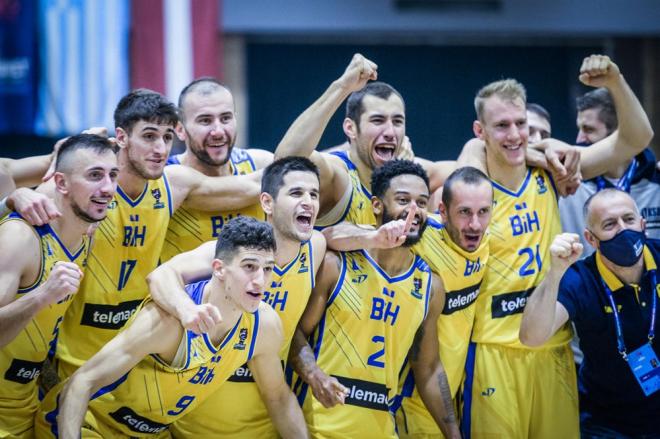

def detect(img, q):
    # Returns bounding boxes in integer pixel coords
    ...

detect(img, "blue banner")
[0,0,38,134]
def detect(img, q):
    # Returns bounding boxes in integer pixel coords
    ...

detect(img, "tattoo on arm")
[437,370,457,425]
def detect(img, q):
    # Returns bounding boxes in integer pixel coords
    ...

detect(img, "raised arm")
[274,54,377,213]
[576,55,654,179]
[250,305,309,439]
[274,54,377,161]
[519,233,581,347]
[288,251,348,408]
[147,240,221,335]
[166,165,262,212]
[409,274,460,439]
[58,303,181,438]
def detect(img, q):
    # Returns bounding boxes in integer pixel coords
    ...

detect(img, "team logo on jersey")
[536,175,548,194]
[234,328,248,350]
[151,188,165,209]
[298,252,309,273]
[108,200,118,210]
[352,274,368,284]
[411,277,423,299]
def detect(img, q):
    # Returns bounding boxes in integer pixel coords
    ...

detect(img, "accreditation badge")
[627,344,660,396]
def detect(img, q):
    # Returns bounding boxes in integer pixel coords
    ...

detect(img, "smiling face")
[214,247,275,313]
[179,87,237,167]
[346,94,405,170]
[475,95,528,170]
[264,170,320,243]
[56,148,119,223]
[440,180,492,252]
[374,173,429,246]
[117,120,176,180]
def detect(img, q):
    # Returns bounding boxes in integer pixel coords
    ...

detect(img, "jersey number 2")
[367,335,385,368]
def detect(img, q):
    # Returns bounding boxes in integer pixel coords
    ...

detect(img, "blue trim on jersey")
[546,169,559,200]
[274,242,304,277]
[491,168,532,198]
[331,150,372,199]
[308,240,316,289]
[426,216,445,231]
[248,309,260,361]
[162,171,174,217]
[166,153,182,165]
[422,260,432,319]
[231,148,257,172]
[45,393,61,437]
[91,372,129,400]
[45,222,86,261]
[204,314,242,354]
[326,252,348,306]
[361,249,417,283]
[116,181,149,207]
[461,342,477,439]
[391,366,415,414]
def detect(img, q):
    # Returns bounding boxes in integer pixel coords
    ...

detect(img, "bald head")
[178,78,231,113]
[583,189,640,230]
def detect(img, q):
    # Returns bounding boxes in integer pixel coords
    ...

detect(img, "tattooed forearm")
[437,370,457,425]
[289,330,320,382]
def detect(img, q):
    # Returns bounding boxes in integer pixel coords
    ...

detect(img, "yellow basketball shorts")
[461,342,578,439]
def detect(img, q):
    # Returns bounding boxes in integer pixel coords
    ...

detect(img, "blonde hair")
[474,79,527,122]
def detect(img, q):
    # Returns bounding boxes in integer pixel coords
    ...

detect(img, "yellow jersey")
[316,151,376,229]
[299,249,432,439]
[397,216,489,437]
[40,282,259,437]
[472,167,571,348]
[54,176,173,377]
[161,149,265,262]
[171,240,316,438]
[0,213,89,436]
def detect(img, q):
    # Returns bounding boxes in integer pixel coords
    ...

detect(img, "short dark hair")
[178,77,229,111]
[345,81,404,125]
[371,159,429,199]
[576,87,617,134]
[261,157,320,196]
[55,134,116,172]
[442,166,492,208]
[527,102,551,124]
[214,216,276,261]
[114,89,178,134]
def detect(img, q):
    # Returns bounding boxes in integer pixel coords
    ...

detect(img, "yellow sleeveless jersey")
[472,167,571,347]
[171,240,316,438]
[40,281,259,437]
[161,149,266,262]
[396,216,489,437]
[299,249,432,439]
[54,176,173,377]
[316,151,376,229]
[0,213,89,436]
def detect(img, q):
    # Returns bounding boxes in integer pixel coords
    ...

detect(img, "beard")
[71,199,104,223]
[382,205,426,247]
[187,131,235,167]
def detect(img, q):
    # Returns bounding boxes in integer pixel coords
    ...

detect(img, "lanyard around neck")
[600,269,657,360]
[596,158,638,192]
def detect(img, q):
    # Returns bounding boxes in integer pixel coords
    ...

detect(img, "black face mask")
[593,228,646,267]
